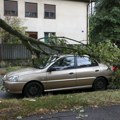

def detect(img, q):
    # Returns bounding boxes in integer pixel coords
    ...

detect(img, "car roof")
[54,54,90,58]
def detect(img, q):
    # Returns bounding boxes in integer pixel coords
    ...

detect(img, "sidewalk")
[23,105,120,120]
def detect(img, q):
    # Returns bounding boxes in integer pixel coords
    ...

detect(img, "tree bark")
[0,18,89,57]
[0,18,57,54]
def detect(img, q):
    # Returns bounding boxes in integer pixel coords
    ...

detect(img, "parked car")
[2,55,113,97]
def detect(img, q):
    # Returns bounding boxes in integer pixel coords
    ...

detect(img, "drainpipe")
[87,0,91,44]
[90,0,93,15]
[87,0,94,45]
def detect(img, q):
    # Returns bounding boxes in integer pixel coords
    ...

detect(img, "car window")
[50,56,75,71]
[77,56,98,68]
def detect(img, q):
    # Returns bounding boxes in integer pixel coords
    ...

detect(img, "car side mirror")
[47,67,56,72]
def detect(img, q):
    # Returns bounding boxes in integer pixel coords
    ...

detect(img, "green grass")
[0,90,120,119]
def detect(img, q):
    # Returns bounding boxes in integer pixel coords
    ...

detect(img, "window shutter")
[44,4,55,12]
[4,1,17,11]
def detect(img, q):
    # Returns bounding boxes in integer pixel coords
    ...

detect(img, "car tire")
[92,77,107,91]
[23,82,43,97]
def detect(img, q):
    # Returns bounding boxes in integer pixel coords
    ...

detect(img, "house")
[0,0,94,44]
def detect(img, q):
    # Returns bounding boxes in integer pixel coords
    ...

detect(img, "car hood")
[6,67,41,77]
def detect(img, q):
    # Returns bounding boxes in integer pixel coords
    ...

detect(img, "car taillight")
[112,66,118,71]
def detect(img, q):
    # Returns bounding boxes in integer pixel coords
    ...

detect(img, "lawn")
[0,90,120,120]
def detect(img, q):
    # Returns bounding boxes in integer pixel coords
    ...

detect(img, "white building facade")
[0,0,90,44]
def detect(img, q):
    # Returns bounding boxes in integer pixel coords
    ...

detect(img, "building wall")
[0,0,89,44]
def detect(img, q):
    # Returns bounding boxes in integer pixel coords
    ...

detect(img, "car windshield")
[44,55,59,68]
[34,55,59,69]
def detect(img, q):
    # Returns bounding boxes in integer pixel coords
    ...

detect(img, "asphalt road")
[23,105,120,120]
[0,91,23,99]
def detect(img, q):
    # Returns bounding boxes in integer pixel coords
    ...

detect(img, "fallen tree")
[1,18,120,65]
[0,18,89,57]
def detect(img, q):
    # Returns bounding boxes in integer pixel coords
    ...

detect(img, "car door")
[45,56,77,91]
[76,56,100,87]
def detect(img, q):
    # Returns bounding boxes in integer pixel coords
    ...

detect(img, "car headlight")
[8,76,19,82]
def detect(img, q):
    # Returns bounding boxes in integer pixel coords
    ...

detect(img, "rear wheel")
[93,77,107,91]
[23,82,43,97]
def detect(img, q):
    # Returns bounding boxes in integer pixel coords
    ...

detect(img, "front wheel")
[92,78,107,91]
[23,82,43,97]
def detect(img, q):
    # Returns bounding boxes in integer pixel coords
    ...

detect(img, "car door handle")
[95,70,99,72]
[69,72,74,75]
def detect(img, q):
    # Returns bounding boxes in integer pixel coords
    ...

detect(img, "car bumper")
[3,81,25,94]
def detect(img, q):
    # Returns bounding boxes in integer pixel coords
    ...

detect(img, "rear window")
[76,56,98,68]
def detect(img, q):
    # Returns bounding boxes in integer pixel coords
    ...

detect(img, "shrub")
[109,70,120,89]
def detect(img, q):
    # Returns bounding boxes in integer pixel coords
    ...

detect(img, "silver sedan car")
[2,55,113,97]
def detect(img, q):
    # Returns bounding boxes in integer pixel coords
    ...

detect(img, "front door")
[46,56,77,91]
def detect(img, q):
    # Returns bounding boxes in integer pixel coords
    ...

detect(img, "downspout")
[90,0,93,15]
[87,0,93,45]
[87,0,90,44]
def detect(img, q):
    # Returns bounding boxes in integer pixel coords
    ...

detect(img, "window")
[26,32,38,39]
[4,0,18,16]
[25,2,37,18]
[44,32,56,37]
[50,56,75,71]
[77,56,98,68]
[44,4,56,19]
[44,32,56,43]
